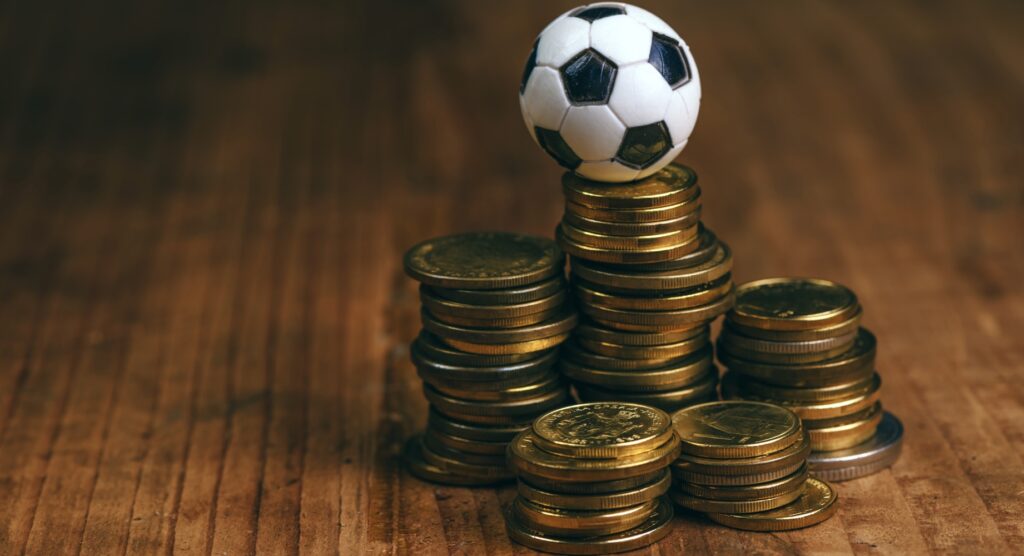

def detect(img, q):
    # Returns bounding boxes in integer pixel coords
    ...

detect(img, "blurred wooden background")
[0,0,1022,554]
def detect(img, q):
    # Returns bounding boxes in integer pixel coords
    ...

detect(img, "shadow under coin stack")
[717,278,903,481]
[402,232,577,486]
[505,403,680,554]
[669,401,838,531]
[556,164,734,412]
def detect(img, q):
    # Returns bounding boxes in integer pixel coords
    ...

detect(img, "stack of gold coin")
[505,402,680,554]
[402,232,577,485]
[555,164,734,412]
[669,401,838,531]
[717,278,902,480]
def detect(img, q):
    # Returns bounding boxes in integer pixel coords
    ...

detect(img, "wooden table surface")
[1,0,1023,554]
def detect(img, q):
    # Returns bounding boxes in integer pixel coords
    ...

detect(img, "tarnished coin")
[532,403,674,459]
[417,435,514,482]
[513,497,658,537]
[566,198,700,224]
[672,433,811,476]
[808,411,903,481]
[562,163,699,209]
[563,341,711,372]
[580,288,734,328]
[424,426,507,456]
[423,382,567,418]
[678,464,809,501]
[726,307,862,341]
[508,431,681,482]
[574,275,733,311]
[717,339,853,364]
[422,431,508,466]
[576,370,718,412]
[672,401,802,458]
[719,324,858,355]
[626,226,720,271]
[576,329,709,360]
[670,482,804,514]
[723,373,882,421]
[421,285,567,319]
[505,496,674,555]
[706,477,838,531]
[571,243,732,292]
[731,372,877,403]
[519,470,668,496]
[804,402,884,451]
[517,472,671,511]
[575,322,708,347]
[404,232,562,289]
[422,308,577,344]
[719,328,876,387]
[429,275,566,305]
[560,222,698,251]
[673,459,807,487]
[443,333,571,355]
[564,209,701,237]
[561,357,714,393]
[413,332,546,366]
[426,371,563,402]
[557,226,700,265]
[412,345,558,384]
[427,408,527,442]
[405,435,507,486]
[729,278,859,331]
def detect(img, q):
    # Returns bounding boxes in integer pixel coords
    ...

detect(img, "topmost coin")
[672,401,802,458]
[562,164,699,210]
[729,278,859,331]
[532,402,674,459]
[404,232,563,290]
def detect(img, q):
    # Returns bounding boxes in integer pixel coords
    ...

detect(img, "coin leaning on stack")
[403,232,577,486]
[669,401,838,531]
[717,278,903,481]
[555,164,734,412]
[505,403,680,554]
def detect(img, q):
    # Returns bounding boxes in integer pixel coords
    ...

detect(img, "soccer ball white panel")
[578,160,641,182]
[560,105,627,161]
[623,5,681,42]
[607,63,673,128]
[522,67,571,131]
[664,89,694,146]
[635,141,686,180]
[535,16,591,68]
[520,94,538,144]
[678,43,702,110]
[590,15,652,66]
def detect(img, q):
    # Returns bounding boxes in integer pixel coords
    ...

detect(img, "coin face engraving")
[404,232,561,287]
[672,401,800,455]
[534,403,671,448]
[735,279,856,322]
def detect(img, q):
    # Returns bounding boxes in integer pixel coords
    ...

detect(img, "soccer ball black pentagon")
[519,2,701,183]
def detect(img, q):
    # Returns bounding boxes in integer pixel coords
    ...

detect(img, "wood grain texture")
[0,0,1022,554]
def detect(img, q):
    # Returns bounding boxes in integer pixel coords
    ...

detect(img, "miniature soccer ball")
[519,3,701,183]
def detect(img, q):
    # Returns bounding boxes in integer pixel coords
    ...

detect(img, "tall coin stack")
[403,232,577,486]
[506,403,681,554]
[717,278,903,481]
[669,401,838,531]
[555,164,734,412]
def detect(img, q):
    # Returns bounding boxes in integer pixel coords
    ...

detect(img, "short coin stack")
[555,164,734,412]
[403,232,577,486]
[506,403,681,554]
[716,278,902,480]
[669,401,838,531]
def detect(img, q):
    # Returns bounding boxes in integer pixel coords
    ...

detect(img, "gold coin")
[413,332,545,366]
[580,289,734,328]
[706,477,838,531]
[805,402,884,451]
[426,371,562,402]
[671,401,802,458]
[566,197,700,223]
[574,275,733,311]
[404,435,507,486]
[808,411,903,481]
[427,307,560,329]
[424,426,507,455]
[670,483,804,514]
[416,365,552,393]
[563,209,701,236]
[443,333,571,355]
[729,278,860,331]
[562,340,709,371]
[726,307,862,341]
[519,470,669,496]
[719,328,876,387]
[421,285,567,319]
[672,433,811,476]
[518,473,671,511]
[429,275,566,305]
[560,222,698,251]
[422,308,577,344]
[627,226,720,271]
[412,344,558,384]
[575,370,718,412]
[678,464,809,501]
[422,431,508,466]
[719,324,857,355]
[427,408,527,442]
[423,382,567,418]
[505,496,673,555]
[576,330,709,360]
[673,459,807,486]
[418,436,514,481]
[562,163,699,209]
[557,226,700,265]
[508,431,681,482]
[570,243,732,292]
[404,232,562,289]
[513,497,658,537]
[724,373,882,421]
[561,355,714,393]
[717,340,853,364]
[732,372,877,403]
[532,402,674,459]
[576,322,707,346]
